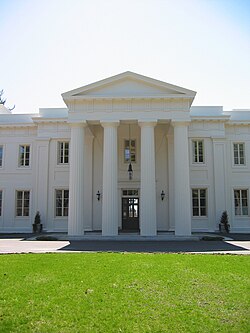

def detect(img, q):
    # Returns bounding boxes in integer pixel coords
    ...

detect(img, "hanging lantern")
[128,162,133,180]
[128,124,133,180]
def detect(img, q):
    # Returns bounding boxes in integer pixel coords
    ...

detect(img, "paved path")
[0,237,250,254]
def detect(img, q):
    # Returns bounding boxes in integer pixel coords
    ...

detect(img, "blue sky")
[1,0,250,113]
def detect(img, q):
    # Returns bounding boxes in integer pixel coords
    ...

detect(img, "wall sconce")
[96,191,101,201]
[161,190,165,201]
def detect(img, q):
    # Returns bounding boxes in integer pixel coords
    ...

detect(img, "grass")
[0,253,249,333]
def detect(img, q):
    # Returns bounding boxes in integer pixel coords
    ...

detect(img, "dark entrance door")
[122,198,139,231]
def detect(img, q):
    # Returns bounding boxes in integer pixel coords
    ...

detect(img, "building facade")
[0,72,249,235]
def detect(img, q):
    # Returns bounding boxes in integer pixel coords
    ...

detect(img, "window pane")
[193,199,199,207]
[242,190,247,199]
[124,148,130,162]
[193,208,199,216]
[16,208,22,216]
[200,207,207,216]
[23,207,29,216]
[198,141,204,162]
[242,207,248,215]
[56,208,62,216]
[63,207,68,216]
[200,199,206,207]
[0,190,2,216]
[192,189,198,198]
[19,149,24,165]
[0,146,3,167]
[124,139,136,163]
[134,205,138,217]
[192,141,197,162]
[17,191,23,200]
[234,190,240,214]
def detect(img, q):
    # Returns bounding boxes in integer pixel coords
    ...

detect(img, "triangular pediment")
[62,71,196,100]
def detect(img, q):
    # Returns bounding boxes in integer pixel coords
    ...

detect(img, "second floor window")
[0,146,3,167]
[58,142,69,164]
[192,140,204,163]
[233,143,245,165]
[124,139,136,163]
[19,145,30,167]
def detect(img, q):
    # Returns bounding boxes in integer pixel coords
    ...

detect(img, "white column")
[101,121,119,236]
[139,121,157,236]
[173,121,191,236]
[68,122,86,236]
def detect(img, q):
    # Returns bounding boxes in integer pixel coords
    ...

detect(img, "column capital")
[100,120,120,128]
[171,120,191,127]
[68,120,87,128]
[138,120,157,128]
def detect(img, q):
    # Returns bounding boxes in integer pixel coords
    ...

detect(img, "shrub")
[34,211,41,224]
[219,211,230,233]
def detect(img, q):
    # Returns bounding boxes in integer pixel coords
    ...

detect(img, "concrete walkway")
[0,233,250,254]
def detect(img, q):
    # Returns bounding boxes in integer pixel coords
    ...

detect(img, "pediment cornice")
[62,71,196,107]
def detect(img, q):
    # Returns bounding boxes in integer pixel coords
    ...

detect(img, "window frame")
[192,188,207,217]
[57,141,69,165]
[233,142,245,166]
[18,144,31,167]
[55,189,69,217]
[15,190,30,217]
[234,189,249,216]
[192,140,205,164]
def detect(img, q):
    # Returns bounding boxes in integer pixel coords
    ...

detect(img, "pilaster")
[35,138,50,229]
[212,137,227,227]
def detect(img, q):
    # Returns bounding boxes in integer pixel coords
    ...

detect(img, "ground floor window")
[55,189,69,217]
[16,190,30,217]
[0,146,3,167]
[192,189,207,217]
[234,189,248,216]
[0,190,2,216]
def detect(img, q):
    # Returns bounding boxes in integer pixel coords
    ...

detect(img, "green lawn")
[0,253,249,333]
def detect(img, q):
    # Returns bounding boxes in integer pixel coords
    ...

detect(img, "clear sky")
[1,0,250,114]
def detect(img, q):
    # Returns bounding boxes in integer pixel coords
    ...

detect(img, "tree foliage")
[0,90,15,110]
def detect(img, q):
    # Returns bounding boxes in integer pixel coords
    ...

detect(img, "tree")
[0,90,15,110]
[0,90,6,105]
[219,211,230,233]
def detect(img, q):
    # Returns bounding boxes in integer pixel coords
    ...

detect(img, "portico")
[63,71,196,237]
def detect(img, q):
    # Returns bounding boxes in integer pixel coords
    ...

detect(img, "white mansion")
[0,72,249,235]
